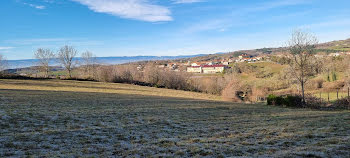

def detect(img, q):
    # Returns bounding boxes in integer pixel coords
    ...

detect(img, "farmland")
[0,79,349,157]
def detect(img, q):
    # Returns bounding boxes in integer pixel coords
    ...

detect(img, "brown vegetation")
[57,45,77,78]
[287,30,318,104]
[34,48,55,78]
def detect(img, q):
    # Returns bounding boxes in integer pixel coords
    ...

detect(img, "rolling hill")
[0,79,349,157]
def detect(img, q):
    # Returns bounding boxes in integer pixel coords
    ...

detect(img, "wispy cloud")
[23,2,46,9]
[244,0,310,12]
[173,0,203,4]
[183,19,232,33]
[71,0,172,22]
[4,38,103,47]
[0,47,14,50]
[5,38,68,45]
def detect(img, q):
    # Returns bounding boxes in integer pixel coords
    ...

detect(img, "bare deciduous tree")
[81,51,97,78]
[0,54,6,73]
[288,30,318,104]
[34,48,54,78]
[58,45,77,78]
[143,63,161,85]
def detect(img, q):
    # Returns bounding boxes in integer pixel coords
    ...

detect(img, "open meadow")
[0,79,349,157]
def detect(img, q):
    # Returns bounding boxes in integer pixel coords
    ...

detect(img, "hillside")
[0,79,349,157]
[317,38,350,51]
[186,38,350,62]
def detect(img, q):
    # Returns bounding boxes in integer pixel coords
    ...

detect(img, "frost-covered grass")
[0,79,349,157]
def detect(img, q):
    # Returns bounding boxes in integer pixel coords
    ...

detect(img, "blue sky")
[0,0,350,60]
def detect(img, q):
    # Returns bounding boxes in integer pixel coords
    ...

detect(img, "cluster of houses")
[136,51,350,74]
[185,53,265,73]
[136,53,266,74]
[235,53,263,63]
[185,59,233,73]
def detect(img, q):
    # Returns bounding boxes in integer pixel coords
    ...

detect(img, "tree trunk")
[46,68,49,78]
[68,69,72,78]
[301,81,306,106]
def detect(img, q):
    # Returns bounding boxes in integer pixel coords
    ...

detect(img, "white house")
[187,65,227,73]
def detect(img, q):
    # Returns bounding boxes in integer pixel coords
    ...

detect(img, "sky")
[0,0,350,60]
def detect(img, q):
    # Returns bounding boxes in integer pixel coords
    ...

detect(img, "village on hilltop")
[135,51,350,74]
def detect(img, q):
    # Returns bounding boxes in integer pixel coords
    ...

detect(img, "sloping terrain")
[187,38,350,62]
[0,79,349,157]
[317,38,350,51]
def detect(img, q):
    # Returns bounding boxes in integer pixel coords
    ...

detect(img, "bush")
[267,94,321,108]
[284,95,303,108]
[332,97,350,109]
[307,78,324,90]
[0,74,40,80]
[324,80,345,91]
[267,94,277,105]
[316,78,324,88]
[304,94,326,109]
[275,96,285,106]
[96,66,116,82]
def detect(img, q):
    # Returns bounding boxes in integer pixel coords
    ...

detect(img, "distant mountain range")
[6,54,211,69]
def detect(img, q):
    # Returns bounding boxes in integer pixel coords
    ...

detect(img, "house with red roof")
[187,64,227,73]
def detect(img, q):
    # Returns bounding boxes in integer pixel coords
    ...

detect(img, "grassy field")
[314,92,349,101]
[0,79,349,157]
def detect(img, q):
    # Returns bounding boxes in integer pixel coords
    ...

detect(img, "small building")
[222,61,230,65]
[187,65,227,74]
[191,62,201,66]
[202,65,226,73]
[238,53,251,59]
[187,66,202,73]
[207,61,215,65]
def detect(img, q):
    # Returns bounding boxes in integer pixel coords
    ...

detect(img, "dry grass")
[314,92,349,101]
[0,79,349,157]
[0,79,221,101]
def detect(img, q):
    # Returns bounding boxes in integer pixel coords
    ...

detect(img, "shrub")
[0,74,37,80]
[275,96,285,106]
[324,80,345,91]
[95,66,115,82]
[332,97,350,109]
[267,94,324,108]
[304,94,326,108]
[267,94,277,105]
[315,78,324,88]
[284,95,303,108]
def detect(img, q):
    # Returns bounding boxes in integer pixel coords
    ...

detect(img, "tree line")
[33,45,96,79]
